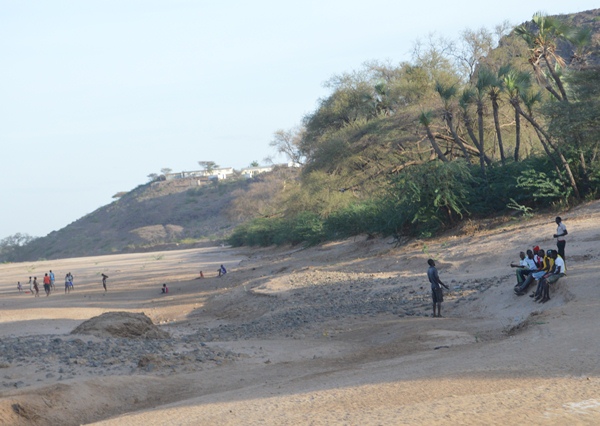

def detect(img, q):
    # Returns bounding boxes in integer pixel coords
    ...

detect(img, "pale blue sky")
[1,1,598,239]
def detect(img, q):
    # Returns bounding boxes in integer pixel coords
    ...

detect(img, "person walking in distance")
[101,273,109,291]
[28,277,33,295]
[65,273,71,294]
[33,277,39,297]
[554,217,568,266]
[427,259,449,318]
[67,272,74,290]
[43,273,51,296]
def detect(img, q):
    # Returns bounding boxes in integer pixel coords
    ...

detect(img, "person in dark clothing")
[427,259,449,318]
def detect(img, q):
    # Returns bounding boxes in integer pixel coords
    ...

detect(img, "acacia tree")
[198,161,218,174]
[270,127,306,165]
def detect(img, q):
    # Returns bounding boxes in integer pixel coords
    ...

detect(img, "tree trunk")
[513,105,521,161]
[531,62,564,101]
[477,101,486,175]
[462,114,492,166]
[491,96,506,165]
[533,127,563,177]
[542,55,568,102]
[443,111,471,163]
[424,125,449,162]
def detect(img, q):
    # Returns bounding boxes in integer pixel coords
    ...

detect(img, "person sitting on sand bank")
[532,246,543,268]
[511,250,536,286]
[427,259,449,318]
[161,283,169,294]
[218,265,227,277]
[515,249,550,295]
[530,250,555,299]
[511,252,527,283]
[536,251,566,303]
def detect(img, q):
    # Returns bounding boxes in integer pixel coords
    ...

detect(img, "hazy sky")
[1,1,598,239]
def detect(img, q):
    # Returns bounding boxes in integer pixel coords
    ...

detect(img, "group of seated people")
[510,245,566,303]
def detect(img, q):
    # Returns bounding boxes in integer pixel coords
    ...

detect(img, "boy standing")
[553,217,568,263]
[427,259,449,318]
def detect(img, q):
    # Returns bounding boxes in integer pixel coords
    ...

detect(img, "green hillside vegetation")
[3,9,599,261]
[229,9,600,247]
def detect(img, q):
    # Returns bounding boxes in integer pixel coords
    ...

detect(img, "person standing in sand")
[65,273,71,294]
[49,270,55,290]
[43,273,51,296]
[28,276,33,295]
[101,273,108,291]
[33,277,39,297]
[427,259,449,318]
[554,217,568,265]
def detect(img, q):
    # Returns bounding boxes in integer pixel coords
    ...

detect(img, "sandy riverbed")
[1,201,599,425]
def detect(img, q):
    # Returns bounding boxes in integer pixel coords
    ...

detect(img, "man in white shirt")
[511,250,537,286]
[553,216,568,263]
[511,251,527,284]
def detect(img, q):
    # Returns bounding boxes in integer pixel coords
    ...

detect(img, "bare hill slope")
[15,179,244,261]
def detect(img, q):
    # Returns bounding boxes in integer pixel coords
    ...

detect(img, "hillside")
[14,178,245,261]
[9,8,600,261]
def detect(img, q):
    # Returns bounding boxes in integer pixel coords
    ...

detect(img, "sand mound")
[71,312,170,339]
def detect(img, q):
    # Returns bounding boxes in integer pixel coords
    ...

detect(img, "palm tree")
[479,66,510,165]
[567,26,593,69]
[435,82,471,163]
[458,88,491,175]
[516,13,592,185]
[419,111,449,162]
[474,73,490,174]
[503,68,531,161]
[515,12,569,102]
[515,91,580,199]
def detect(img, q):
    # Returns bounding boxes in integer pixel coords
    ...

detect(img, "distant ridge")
[14,178,244,261]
